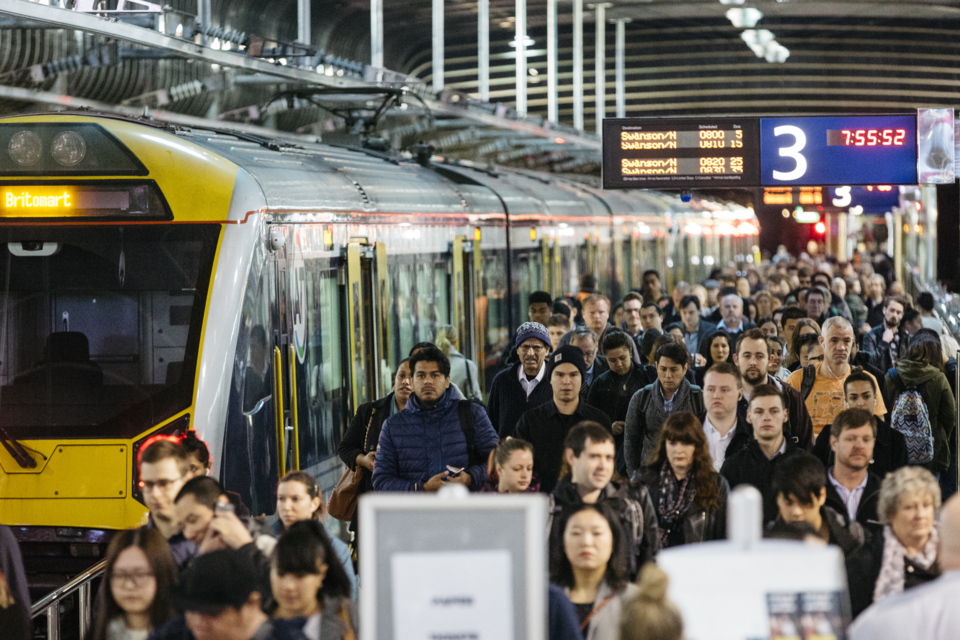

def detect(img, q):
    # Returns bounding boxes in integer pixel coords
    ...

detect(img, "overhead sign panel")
[759,114,917,186]
[603,113,926,189]
[602,117,761,189]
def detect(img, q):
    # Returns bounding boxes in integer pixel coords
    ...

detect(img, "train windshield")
[0,224,220,439]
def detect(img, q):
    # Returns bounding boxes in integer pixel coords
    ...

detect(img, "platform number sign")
[760,115,917,186]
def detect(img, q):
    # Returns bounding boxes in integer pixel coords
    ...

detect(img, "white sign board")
[658,541,849,640]
[359,492,547,640]
[392,550,514,640]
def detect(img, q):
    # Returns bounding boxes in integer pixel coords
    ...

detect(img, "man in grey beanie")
[486,322,553,438]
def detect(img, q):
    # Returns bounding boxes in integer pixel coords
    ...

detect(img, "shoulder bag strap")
[580,594,616,631]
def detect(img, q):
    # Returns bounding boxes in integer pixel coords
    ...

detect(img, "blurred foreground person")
[91,529,177,640]
[551,504,638,640]
[270,521,357,640]
[850,495,960,639]
[618,564,683,640]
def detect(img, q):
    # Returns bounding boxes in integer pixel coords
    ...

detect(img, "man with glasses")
[139,438,199,566]
[487,322,554,437]
[569,327,607,390]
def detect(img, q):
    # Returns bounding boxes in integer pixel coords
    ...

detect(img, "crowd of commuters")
[2,250,959,640]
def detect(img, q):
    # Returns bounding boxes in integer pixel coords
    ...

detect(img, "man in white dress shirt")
[701,362,749,471]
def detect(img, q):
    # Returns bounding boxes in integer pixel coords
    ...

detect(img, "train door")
[344,239,382,417]
[451,236,483,392]
[541,238,552,298]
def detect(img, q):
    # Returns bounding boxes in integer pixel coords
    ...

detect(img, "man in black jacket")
[862,295,909,375]
[734,328,814,450]
[588,330,653,476]
[486,322,553,437]
[822,409,883,530]
[547,423,658,579]
[722,384,804,524]
[813,372,908,483]
[678,294,717,359]
[767,452,876,617]
[517,345,612,493]
[661,281,692,328]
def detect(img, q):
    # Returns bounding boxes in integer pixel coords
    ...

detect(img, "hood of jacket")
[406,386,457,413]
[895,359,943,386]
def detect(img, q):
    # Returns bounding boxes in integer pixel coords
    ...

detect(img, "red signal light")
[814,222,826,234]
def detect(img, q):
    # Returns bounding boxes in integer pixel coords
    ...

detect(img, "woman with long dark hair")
[90,529,177,640]
[641,412,728,547]
[694,331,734,387]
[550,503,637,640]
[270,520,357,640]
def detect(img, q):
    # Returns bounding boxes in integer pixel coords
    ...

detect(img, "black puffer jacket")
[720,437,805,524]
[640,465,729,546]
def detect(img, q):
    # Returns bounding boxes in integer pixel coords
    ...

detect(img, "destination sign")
[602,118,761,189]
[0,182,170,220]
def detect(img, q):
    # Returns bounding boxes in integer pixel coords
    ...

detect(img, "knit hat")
[547,345,587,380]
[515,322,551,349]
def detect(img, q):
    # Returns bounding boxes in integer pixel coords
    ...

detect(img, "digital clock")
[826,129,907,147]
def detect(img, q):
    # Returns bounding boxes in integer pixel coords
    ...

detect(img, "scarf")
[657,461,696,547]
[873,524,939,603]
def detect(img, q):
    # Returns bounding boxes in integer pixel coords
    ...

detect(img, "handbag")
[327,409,376,522]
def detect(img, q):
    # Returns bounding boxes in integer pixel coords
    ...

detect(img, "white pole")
[515,0,527,115]
[547,0,558,123]
[594,4,608,134]
[371,0,383,67]
[479,0,489,100]
[297,0,310,46]
[615,18,629,117]
[433,0,444,94]
[573,0,583,131]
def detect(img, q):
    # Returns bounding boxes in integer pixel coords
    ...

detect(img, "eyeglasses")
[140,477,182,492]
[110,570,155,587]
[518,345,545,354]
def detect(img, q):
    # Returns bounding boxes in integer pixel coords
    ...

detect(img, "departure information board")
[602,118,761,189]
[602,114,924,189]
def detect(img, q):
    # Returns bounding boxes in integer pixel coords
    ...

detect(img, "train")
[0,113,759,545]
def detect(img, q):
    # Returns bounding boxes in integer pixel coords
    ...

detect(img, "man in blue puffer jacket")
[373,346,499,492]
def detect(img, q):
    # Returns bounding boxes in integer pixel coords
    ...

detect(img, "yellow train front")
[0,114,758,554]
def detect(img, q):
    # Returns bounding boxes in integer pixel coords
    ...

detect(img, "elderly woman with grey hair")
[859,467,943,610]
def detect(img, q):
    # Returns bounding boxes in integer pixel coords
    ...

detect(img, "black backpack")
[799,365,817,402]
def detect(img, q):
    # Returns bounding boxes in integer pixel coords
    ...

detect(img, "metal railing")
[31,559,106,640]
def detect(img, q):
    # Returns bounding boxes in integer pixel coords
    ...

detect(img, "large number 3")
[772,125,807,181]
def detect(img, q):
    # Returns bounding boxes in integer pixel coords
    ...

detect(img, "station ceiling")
[1,0,959,173]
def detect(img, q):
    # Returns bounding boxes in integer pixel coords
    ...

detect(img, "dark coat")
[736,375,814,450]
[548,584,585,640]
[884,359,958,472]
[640,466,728,546]
[824,471,883,530]
[720,437,804,524]
[486,362,554,438]
[548,476,659,579]
[516,400,613,494]
[582,357,609,391]
[587,364,653,476]
[855,527,942,618]
[712,317,757,343]
[866,299,885,329]
[372,388,499,491]
[687,319,719,358]
[338,393,394,494]
[862,324,909,376]
[813,416,908,483]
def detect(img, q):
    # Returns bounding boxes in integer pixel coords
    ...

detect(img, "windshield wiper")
[0,427,36,469]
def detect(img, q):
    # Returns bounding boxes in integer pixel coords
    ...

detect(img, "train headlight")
[8,131,42,165]
[50,131,87,166]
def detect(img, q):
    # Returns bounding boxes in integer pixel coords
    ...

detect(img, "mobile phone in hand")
[445,465,465,477]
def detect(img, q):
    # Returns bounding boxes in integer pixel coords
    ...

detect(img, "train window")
[0,224,219,440]
[434,260,449,327]
[393,263,416,359]
[225,257,279,516]
[298,263,344,481]
[481,249,508,390]
[416,261,434,342]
